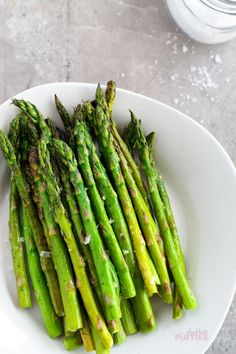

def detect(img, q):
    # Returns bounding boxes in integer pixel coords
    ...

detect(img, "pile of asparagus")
[0,81,197,353]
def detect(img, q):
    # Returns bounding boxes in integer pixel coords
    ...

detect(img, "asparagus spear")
[63,333,83,351]
[0,130,62,315]
[88,104,157,297]
[125,113,197,310]
[7,115,32,308]
[29,146,82,332]
[80,305,95,352]
[73,117,135,299]
[21,204,63,338]
[38,140,113,349]
[56,104,152,333]
[9,178,32,308]
[12,99,51,143]
[146,132,185,318]
[54,95,72,136]
[120,298,137,335]
[113,319,126,345]
[114,140,172,304]
[45,117,68,142]
[91,324,111,354]
[101,82,149,207]
[52,138,121,333]
[79,115,156,332]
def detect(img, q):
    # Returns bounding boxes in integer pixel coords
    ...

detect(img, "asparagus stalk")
[91,324,111,354]
[89,104,157,297]
[113,319,126,345]
[114,140,172,304]
[45,117,68,142]
[101,82,149,207]
[54,95,72,136]
[9,178,32,308]
[80,117,156,332]
[60,160,121,332]
[7,115,32,308]
[146,132,184,318]
[12,99,51,142]
[80,306,95,352]
[59,164,101,291]
[38,140,113,348]
[0,130,62,315]
[73,117,135,299]
[21,204,63,338]
[125,113,197,310]
[29,146,82,331]
[120,298,137,335]
[63,333,83,351]
[52,138,121,333]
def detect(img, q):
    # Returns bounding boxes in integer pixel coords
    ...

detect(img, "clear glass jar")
[166,0,236,44]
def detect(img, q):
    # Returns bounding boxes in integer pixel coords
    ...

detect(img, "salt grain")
[122,250,129,255]
[214,54,222,64]
[182,45,188,53]
[19,237,25,243]
[173,98,179,105]
[40,251,51,258]
[83,235,91,245]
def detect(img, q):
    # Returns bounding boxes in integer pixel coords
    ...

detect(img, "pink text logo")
[175,329,208,341]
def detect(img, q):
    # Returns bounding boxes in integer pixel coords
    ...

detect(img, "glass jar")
[166,0,236,44]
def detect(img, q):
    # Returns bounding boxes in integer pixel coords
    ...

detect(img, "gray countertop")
[0,0,235,353]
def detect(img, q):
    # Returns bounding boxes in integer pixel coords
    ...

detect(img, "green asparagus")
[52,138,121,333]
[79,113,156,332]
[9,178,32,308]
[89,103,157,297]
[0,130,62,315]
[114,140,172,304]
[124,112,197,310]
[73,117,135,299]
[29,146,82,331]
[38,140,113,348]
[21,204,63,338]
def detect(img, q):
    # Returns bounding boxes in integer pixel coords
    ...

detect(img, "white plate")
[0,83,236,354]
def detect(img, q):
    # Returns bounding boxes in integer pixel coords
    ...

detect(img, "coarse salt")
[40,251,51,258]
[84,235,91,245]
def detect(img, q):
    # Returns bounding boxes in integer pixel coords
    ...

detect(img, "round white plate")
[0,83,236,354]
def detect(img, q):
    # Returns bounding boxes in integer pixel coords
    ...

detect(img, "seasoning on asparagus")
[79,110,156,332]
[38,139,113,348]
[52,138,121,333]
[72,116,136,299]
[88,103,157,297]
[29,146,82,332]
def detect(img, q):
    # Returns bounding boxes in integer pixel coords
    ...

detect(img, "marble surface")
[0,0,235,353]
